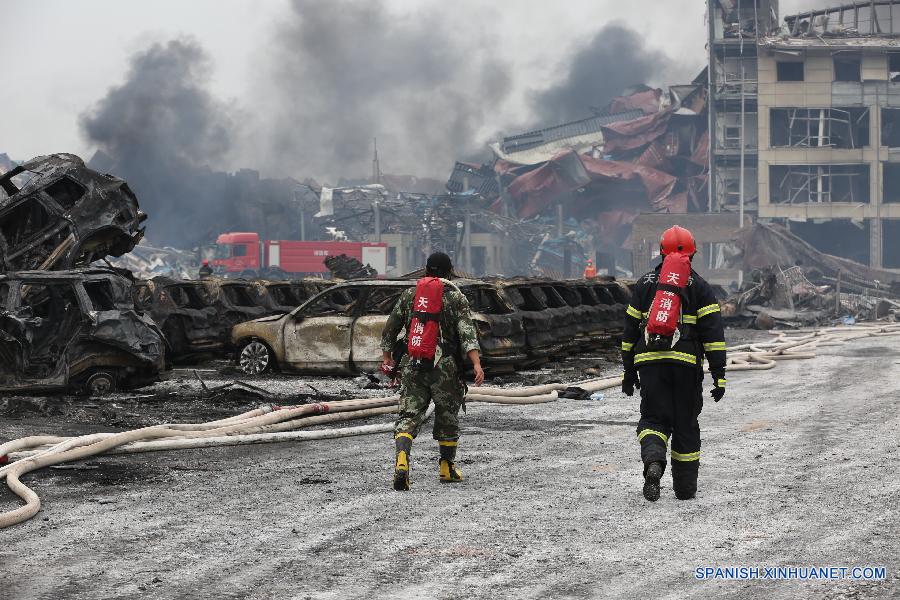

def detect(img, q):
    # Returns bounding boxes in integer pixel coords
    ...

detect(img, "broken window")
[540,286,566,308]
[20,283,80,320]
[83,281,116,311]
[506,286,545,311]
[593,285,616,305]
[884,219,900,268]
[725,126,741,146]
[169,285,207,309]
[223,285,257,307]
[777,61,804,82]
[553,285,580,308]
[770,108,869,148]
[882,108,900,147]
[833,53,861,82]
[301,288,359,317]
[576,286,598,306]
[44,177,85,210]
[889,53,900,82]
[882,164,900,202]
[463,287,511,315]
[269,285,304,308]
[0,198,53,247]
[363,287,406,315]
[770,164,870,204]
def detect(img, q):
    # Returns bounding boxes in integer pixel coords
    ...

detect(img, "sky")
[1,0,827,182]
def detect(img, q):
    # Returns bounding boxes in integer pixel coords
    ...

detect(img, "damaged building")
[756,1,900,268]
[445,84,720,280]
[708,0,900,270]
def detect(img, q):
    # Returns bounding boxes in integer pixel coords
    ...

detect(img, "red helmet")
[202,259,210,266]
[660,225,696,256]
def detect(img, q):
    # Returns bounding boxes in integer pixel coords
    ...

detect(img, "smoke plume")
[248,0,512,181]
[531,23,680,124]
[80,39,240,245]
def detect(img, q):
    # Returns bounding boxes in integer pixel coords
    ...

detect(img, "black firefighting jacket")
[621,263,727,383]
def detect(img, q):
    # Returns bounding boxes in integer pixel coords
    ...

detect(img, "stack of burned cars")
[229,277,630,376]
[0,154,146,271]
[0,268,164,395]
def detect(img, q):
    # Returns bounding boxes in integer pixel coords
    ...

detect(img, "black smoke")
[249,0,512,181]
[531,23,681,124]
[81,39,242,246]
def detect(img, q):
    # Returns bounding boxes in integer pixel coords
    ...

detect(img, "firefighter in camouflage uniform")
[620,226,727,502]
[381,252,484,491]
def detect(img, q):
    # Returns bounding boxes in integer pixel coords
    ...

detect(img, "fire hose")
[1,323,898,528]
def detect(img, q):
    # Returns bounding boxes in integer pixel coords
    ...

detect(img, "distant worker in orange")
[198,259,214,279]
[583,259,597,279]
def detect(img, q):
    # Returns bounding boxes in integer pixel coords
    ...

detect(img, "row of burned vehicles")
[225,276,632,376]
[0,270,632,394]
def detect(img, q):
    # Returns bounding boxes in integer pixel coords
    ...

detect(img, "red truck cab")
[213,232,262,277]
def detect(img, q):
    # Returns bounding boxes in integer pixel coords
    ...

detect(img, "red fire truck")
[211,232,387,278]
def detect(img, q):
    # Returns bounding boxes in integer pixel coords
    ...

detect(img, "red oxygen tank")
[407,277,444,361]
[645,252,691,348]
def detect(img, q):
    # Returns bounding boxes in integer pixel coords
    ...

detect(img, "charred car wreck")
[0,269,164,395]
[0,154,146,272]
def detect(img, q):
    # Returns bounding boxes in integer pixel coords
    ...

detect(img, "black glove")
[622,369,640,397]
[710,373,726,402]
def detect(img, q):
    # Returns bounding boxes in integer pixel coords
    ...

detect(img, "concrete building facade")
[707,0,900,269]
[757,31,900,268]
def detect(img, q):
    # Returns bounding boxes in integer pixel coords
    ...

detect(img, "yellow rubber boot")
[394,433,412,491]
[438,440,463,483]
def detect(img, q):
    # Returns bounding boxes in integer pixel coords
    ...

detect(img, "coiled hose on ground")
[1,323,897,528]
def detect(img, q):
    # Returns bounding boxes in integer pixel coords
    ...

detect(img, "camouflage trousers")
[395,357,465,442]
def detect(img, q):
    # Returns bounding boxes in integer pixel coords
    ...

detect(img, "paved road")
[1,334,898,599]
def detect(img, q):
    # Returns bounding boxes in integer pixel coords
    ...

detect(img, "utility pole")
[294,188,306,241]
[372,138,382,243]
[374,199,381,243]
[463,175,472,274]
[739,64,746,230]
[372,137,381,185]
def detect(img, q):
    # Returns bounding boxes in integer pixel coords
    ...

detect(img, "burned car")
[202,279,269,345]
[0,269,164,395]
[0,154,146,271]
[134,277,221,363]
[489,279,558,366]
[256,279,333,314]
[230,279,526,376]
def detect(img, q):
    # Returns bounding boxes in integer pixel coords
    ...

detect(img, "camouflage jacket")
[380,280,480,357]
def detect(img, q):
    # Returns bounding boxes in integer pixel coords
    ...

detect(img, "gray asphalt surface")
[1,333,898,599]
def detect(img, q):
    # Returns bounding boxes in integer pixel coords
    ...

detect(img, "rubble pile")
[324,254,378,280]
[721,222,900,327]
[107,242,199,279]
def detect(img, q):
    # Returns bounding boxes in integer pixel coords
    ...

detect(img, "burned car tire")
[84,370,118,397]
[238,340,272,375]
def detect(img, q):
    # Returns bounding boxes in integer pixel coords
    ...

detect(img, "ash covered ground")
[0,330,898,599]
